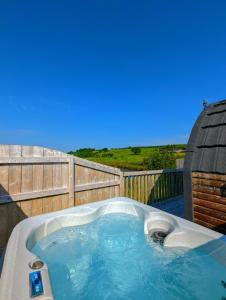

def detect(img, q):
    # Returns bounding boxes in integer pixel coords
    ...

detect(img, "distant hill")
[68,144,186,171]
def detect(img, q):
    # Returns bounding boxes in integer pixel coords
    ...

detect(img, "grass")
[84,146,186,171]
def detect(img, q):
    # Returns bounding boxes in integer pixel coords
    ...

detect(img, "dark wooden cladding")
[192,184,222,196]
[192,177,225,188]
[193,191,226,205]
[193,172,226,181]
[192,172,226,233]
[194,211,226,227]
[184,100,226,230]
[194,218,226,235]
[194,218,213,229]
[194,205,226,221]
[193,198,226,213]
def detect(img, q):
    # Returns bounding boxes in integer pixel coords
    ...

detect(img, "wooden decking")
[152,195,184,218]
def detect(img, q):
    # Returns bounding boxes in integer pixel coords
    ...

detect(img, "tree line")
[68,145,185,170]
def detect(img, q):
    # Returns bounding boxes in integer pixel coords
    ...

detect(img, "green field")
[69,145,186,171]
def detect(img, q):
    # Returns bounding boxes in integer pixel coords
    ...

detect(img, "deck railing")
[123,169,183,205]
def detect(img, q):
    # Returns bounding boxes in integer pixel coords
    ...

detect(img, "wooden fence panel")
[74,161,120,205]
[0,145,122,247]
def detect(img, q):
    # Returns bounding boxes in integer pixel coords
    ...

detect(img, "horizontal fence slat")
[74,157,121,175]
[0,188,69,203]
[0,157,69,164]
[74,180,120,192]
[123,169,183,176]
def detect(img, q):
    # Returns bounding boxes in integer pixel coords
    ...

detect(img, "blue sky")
[1,0,226,151]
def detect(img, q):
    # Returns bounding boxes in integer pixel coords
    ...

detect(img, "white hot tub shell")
[0,197,226,300]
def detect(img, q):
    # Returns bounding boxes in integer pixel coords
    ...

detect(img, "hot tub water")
[31,213,226,300]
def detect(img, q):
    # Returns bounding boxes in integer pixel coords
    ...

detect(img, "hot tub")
[1,197,226,300]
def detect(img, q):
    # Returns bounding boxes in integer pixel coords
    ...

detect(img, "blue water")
[31,213,226,300]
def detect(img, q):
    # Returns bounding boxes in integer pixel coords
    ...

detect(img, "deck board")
[152,196,184,218]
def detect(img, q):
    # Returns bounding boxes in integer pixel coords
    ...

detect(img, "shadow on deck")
[151,195,184,218]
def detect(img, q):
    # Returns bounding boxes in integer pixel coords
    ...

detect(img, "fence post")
[69,156,75,206]
[120,171,124,197]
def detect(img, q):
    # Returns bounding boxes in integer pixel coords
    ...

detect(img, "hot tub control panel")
[29,271,44,297]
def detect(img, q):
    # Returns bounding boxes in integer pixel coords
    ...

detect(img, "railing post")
[120,171,124,197]
[68,156,75,206]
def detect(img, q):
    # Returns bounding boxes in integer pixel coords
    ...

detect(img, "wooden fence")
[124,169,183,205]
[0,145,122,248]
[0,145,183,248]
